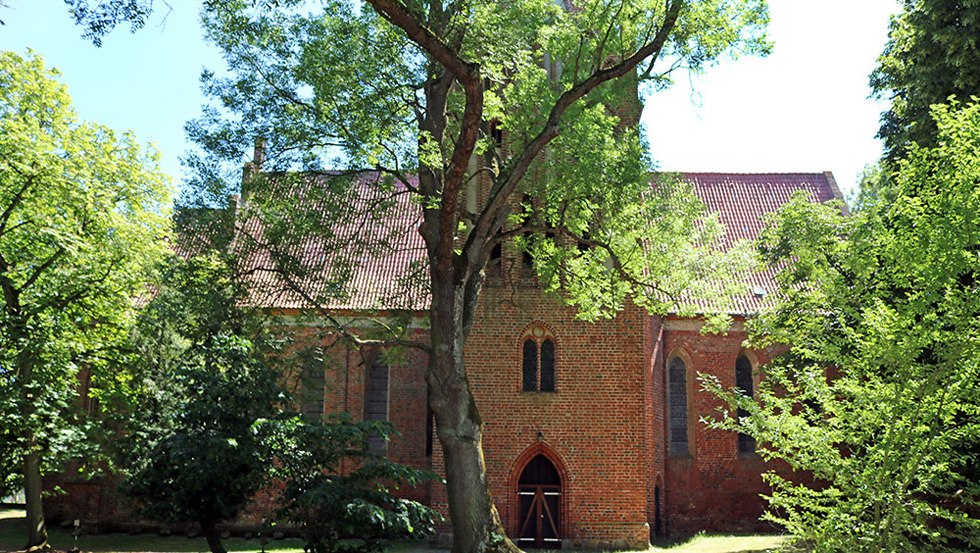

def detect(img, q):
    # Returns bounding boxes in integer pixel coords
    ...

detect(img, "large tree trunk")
[428,274,520,553]
[430,363,520,553]
[17,315,48,552]
[23,446,48,551]
[200,519,227,553]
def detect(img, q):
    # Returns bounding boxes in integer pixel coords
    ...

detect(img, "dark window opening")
[365,354,389,454]
[522,334,556,392]
[735,355,756,454]
[668,356,689,456]
[540,339,555,392]
[300,358,325,422]
[488,242,502,276]
[577,230,591,253]
[522,339,538,392]
[490,120,503,147]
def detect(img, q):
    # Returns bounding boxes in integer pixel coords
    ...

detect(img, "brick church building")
[236,169,842,548]
[48,166,841,548]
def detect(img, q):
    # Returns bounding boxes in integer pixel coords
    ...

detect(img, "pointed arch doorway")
[517,454,562,548]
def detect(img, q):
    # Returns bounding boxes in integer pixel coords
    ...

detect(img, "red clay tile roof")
[681,171,844,315]
[230,171,842,315]
[233,172,429,312]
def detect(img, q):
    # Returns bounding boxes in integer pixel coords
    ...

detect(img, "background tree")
[704,100,980,552]
[125,247,443,553]
[123,252,286,553]
[63,0,158,45]
[870,0,980,163]
[182,1,770,551]
[0,50,172,551]
[0,1,160,43]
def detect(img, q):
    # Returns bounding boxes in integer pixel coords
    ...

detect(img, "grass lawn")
[0,507,304,552]
[1,507,786,553]
[649,533,787,552]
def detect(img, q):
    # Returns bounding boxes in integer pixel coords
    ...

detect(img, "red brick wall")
[428,285,800,546]
[660,317,792,537]
[49,302,806,544]
[432,282,655,549]
[291,323,432,502]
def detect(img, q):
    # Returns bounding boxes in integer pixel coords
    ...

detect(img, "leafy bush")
[123,253,286,553]
[260,414,440,553]
[703,101,980,552]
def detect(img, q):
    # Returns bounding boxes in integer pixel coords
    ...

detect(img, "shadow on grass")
[1,506,788,553]
[0,506,304,553]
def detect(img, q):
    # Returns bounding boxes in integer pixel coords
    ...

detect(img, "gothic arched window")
[735,354,756,454]
[522,326,556,392]
[668,355,689,456]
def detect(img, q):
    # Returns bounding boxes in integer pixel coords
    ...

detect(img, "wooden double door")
[517,455,561,549]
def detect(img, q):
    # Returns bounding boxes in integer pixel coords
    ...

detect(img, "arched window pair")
[522,326,555,392]
[666,353,755,456]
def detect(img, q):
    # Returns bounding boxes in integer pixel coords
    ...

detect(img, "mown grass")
[1,507,786,553]
[650,532,787,552]
[0,507,303,552]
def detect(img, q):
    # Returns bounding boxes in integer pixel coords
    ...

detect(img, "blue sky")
[0,0,899,197]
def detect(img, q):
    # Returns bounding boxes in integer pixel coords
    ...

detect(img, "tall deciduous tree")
[870,0,980,163]
[704,100,980,552]
[184,2,769,552]
[0,50,172,550]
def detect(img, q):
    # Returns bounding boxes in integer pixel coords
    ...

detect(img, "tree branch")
[468,0,682,272]
[17,247,65,294]
[366,0,483,264]
[366,0,476,84]
[0,164,37,237]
